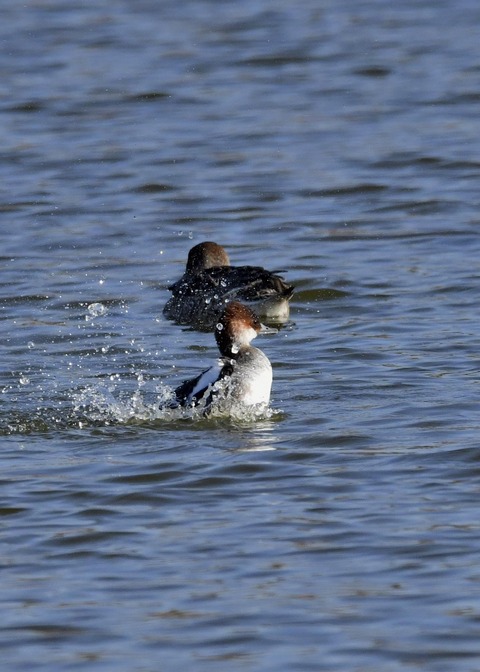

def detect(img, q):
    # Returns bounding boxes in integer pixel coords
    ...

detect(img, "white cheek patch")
[235,326,258,347]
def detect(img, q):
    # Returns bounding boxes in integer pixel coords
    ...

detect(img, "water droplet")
[19,375,30,386]
[87,302,107,317]
[27,341,35,349]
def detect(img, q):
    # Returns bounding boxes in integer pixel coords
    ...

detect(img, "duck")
[163,241,294,330]
[170,301,273,413]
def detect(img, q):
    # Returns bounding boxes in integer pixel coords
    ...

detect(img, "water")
[1,0,480,669]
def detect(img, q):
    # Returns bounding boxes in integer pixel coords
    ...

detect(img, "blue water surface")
[1,1,480,670]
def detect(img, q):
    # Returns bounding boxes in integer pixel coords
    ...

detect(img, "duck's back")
[164,265,293,328]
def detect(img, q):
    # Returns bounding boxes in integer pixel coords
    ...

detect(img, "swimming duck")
[171,301,273,412]
[163,241,294,330]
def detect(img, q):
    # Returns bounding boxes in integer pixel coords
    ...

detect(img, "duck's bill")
[259,323,278,334]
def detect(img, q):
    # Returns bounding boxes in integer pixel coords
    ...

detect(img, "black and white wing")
[173,358,234,407]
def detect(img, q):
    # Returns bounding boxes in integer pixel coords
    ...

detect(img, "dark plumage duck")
[163,241,294,330]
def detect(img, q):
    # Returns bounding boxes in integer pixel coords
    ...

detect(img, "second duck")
[163,241,294,330]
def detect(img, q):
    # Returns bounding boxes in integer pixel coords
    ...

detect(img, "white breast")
[230,347,272,405]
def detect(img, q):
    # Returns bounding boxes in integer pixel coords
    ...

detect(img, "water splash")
[86,302,108,321]
[1,348,276,434]
[72,377,275,427]
[72,379,176,425]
